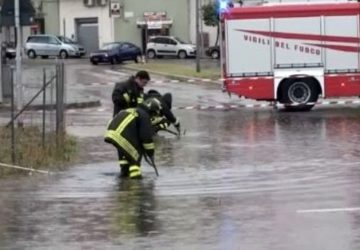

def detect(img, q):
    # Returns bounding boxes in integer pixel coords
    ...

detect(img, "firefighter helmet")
[143,97,162,115]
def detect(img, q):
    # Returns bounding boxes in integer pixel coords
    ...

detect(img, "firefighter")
[112,70,150,174]
[104,98,161,179]
[112,70,150,117]
[145,89,181,135]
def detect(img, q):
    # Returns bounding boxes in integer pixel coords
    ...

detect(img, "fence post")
[55,62,65,144]
[42,68,46,148]
[10,67,15,164]
[0,44,2,104]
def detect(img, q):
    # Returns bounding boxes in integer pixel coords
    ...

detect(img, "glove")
[151,116,163,126]
[155,119,170,132]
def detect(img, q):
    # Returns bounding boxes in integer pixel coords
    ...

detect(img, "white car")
[146,36,196,59]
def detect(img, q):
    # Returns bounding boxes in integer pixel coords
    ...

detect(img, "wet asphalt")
[0,59,360,249]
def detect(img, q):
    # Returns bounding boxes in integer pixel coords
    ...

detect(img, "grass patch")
[124,62,221,80]
[0,126,77,177]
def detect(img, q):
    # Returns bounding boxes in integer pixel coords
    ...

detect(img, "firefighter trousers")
[117,148,142,179]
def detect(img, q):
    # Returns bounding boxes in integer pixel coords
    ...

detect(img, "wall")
[114,0,190,48]
[59,0,113,47]
[32,0,60,35]
[190,0,218,49]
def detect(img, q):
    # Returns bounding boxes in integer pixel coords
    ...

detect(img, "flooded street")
[1,61,360,249]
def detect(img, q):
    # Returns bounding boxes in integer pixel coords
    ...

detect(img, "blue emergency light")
[219,0,228,11]
[218,0,234,14]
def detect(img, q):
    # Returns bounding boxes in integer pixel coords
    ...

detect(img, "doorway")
[75,18,99,56]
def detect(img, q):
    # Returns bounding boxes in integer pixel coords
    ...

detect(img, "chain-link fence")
[0,61,68,168]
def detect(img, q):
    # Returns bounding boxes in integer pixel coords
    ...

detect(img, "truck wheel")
[281,78,319,111]
[178,50,187,59]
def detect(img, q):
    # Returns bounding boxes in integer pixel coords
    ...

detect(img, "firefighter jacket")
[112,76,145,117]
[104,106,155,162]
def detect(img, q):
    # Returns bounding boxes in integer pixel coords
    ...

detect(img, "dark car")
[206,45,220,59]
[2,42,16,59]
[90,42,142,65]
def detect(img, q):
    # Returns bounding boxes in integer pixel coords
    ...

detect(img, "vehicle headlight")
[104,53,108,57]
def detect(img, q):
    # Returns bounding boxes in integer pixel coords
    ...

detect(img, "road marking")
[104,69,128,77]
[297,207,360,214]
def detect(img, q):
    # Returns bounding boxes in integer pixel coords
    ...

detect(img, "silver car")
[24,35,86,59]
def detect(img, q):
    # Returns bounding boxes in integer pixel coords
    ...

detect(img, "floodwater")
[1,106,360,249]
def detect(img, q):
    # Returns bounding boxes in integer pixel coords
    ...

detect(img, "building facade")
[26,0,219,55]
[114,0,191,52]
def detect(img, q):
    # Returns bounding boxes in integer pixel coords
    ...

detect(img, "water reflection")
[0,107,360,249]
[111,178,160,239]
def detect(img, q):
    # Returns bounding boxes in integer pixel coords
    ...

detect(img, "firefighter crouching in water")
[111,71,150,176]
[104,98,161,179]
[145,90,181,135]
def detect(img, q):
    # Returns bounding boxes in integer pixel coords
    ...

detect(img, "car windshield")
[174,37,188,44]
[57,36,75,44]
[101,43,120,50]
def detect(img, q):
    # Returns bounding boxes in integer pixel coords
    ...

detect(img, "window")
[101,43,119,50]
[30,36,49,44]
[153,37,164,44]
[48,36,60,45]
[174,37,187,44]
[57,36,75,44]
[168,39,177,45]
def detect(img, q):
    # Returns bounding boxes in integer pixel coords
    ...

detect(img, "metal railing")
[1,61,65,164]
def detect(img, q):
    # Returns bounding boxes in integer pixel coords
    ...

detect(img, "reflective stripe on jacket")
[105,107,155,161]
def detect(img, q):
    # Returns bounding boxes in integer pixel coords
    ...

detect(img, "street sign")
[110,1,121,18]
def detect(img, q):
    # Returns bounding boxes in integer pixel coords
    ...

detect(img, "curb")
[62,99,360,114]
[119,65,221,85]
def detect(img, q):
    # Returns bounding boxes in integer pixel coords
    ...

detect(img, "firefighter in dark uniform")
[112,70,150,116]
[111,70,150,174]
[104,98,161,179]
[145,89,181,134]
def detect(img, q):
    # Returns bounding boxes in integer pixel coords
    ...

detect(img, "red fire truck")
[221,2,360,110]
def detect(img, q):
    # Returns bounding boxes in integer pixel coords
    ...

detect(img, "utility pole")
[0,34,3,104]
[15,0,23,120]
[195,0,201,73]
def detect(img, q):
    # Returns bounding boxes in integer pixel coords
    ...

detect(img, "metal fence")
[1,61,66,164]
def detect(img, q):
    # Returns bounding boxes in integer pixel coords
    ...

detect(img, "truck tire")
[281,78,319,111]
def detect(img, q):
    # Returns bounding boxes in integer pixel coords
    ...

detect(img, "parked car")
[24,34,86,59]
[56,36,86,57]
[146,36,196,59]
[206,45,220,59]
[1,42,16,59]
[89,42,142,65]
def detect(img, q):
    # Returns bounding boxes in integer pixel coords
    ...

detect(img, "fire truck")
[220,1,360,111]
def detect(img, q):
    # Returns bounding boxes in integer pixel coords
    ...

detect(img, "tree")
[201,1,220,46]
